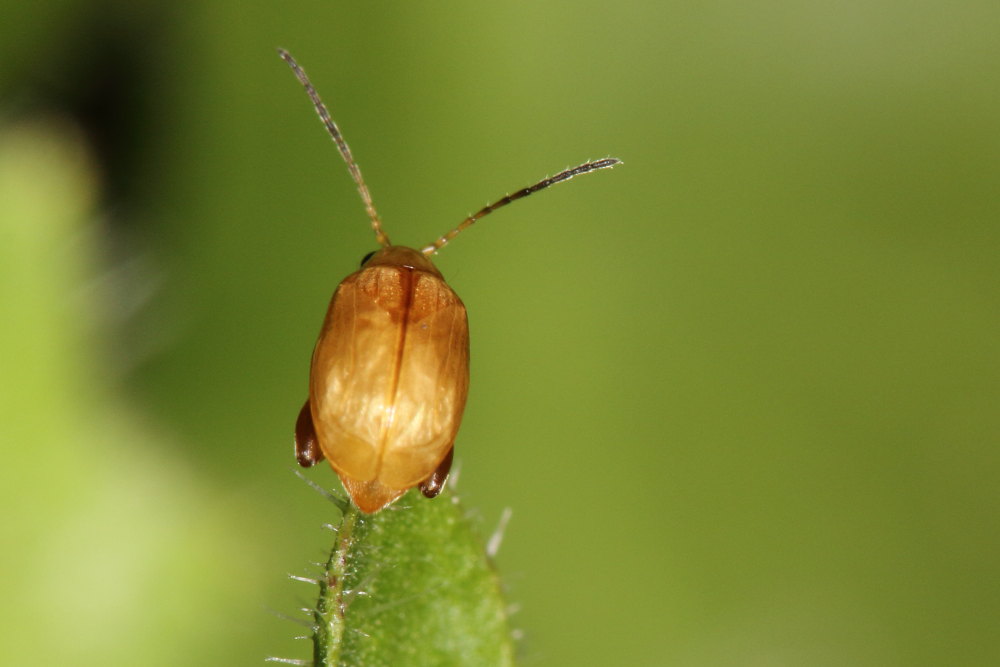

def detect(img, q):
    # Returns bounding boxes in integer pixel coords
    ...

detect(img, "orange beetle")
[280,50,620,513]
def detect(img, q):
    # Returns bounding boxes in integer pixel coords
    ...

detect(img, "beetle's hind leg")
[294,399,325,467]
[419,447,454,498]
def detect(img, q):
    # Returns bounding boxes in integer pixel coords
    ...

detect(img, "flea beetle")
[280,49,620,513]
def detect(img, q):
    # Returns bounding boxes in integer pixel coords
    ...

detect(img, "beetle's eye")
[360,250,377,267]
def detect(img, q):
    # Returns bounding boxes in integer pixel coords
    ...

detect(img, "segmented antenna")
[278,49,390,247]
[421,158,622,255]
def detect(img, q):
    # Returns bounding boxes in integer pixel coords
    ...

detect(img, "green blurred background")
[2,1,999,665]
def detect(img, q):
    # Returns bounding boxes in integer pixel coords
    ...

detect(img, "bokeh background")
[3,1,999,665]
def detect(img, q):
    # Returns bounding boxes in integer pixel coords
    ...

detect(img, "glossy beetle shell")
[304,246,469,513]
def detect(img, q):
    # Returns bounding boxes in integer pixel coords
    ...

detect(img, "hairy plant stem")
[313,503,359,666]
[299,489,514,666]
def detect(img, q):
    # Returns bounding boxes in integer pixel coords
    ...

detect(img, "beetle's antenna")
[421,158,621,255]
[278,49,391,247]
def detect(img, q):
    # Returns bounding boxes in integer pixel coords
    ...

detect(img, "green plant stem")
[313,502,359,666]
[304,489,514,666]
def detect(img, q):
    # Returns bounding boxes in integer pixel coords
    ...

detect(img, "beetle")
[279,49,620,513]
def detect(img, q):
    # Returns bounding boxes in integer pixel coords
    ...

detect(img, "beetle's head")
[361,246,442,277]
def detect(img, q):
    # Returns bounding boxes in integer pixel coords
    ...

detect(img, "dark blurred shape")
[5,6,173,217]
